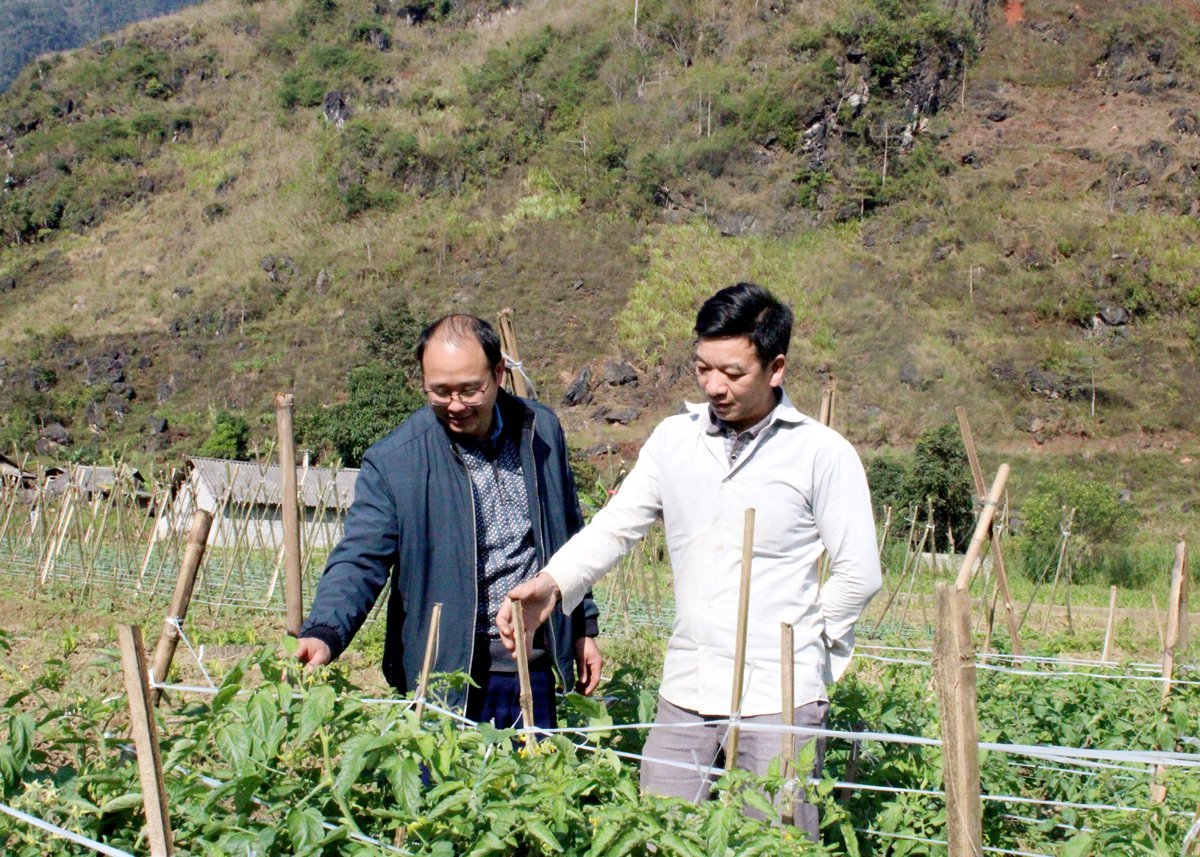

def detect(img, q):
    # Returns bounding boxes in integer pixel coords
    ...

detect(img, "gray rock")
[0,276,14,292]
[1098,305,1130,326]
[1026,369,1065,398]
[1014,413,1048,434]
[602,407,641,425]
[39,422,71,445]
[146,416,168,435]
[157,374,177,403]
[562,366,593,407]
[104,393,129,418]
[86,401,106,432]
[323,90,351,127]
[602,361,639,386]
[85,352,127,386]
[1171,107,1199,136]
[111,382,136,400]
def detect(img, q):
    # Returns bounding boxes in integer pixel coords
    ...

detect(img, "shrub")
[297,364,424,466]
[198,411,251,460]
[900,423,975,550]
[1017,472,1136,583]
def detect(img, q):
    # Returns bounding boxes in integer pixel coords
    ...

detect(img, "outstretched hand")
[496,572,561,654]
[295,637,332,672]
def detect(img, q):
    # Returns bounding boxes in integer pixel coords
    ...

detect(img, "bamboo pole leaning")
[509,597,538,746]
[497,308,530,399]
[118,625,174,857]
[150,510,214,706]
[956,408,1021,660]
[1152,539,1189,805]
[725,508,756,768]
[780,622,796,827]
[275,393,304,636]
[413,604,443,722]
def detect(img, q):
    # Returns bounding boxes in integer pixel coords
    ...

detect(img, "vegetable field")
[2,595,1198,856]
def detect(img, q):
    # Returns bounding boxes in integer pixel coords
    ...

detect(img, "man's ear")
[768,354,786,387]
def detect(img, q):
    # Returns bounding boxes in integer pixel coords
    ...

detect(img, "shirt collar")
[687,388,806,435]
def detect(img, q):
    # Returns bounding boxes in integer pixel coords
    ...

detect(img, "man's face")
[421,337,505,439]
[694,336,785,432]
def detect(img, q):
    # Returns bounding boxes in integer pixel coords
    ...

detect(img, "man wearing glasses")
[297,314,602,727]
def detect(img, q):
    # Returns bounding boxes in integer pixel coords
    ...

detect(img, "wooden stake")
[150,510,214,706]
[275,393,304,637]
[1151,593,1165,651]
[509,596,538,745]
[955,465,1010,591]
[933,584,982,856]
[1151,540,1188,804]
[1102,586,1118,664]
[497,308,530,398]
[118,625,174,856]
[780,622,795,826]
[725,508,756,768]
[957,409,1022,660]
[818,378,836,427]
[413,603,443,721]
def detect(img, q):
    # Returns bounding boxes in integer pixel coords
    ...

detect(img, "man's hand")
[295,637,332,671]
[496,572,561,654]
[574,637,603,696]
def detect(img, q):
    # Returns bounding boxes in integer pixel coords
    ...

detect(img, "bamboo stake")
[275,393,304,636]
[497,308,530,398]
[1151,593,1165,651]
[1101,586,1118,663]
[413,603,443,721]
[1152,540,1188,804]
[933,583,982,856]
[138,486,168,591]
[955,406,987,502]
[118,625,174,856]
[1042,508,1075,633]
[818,378,836,427]
[509,596,538,745]
[150,510,214,706]
[780,622,796,826]
[955,410,1022,658]
[954,464,1009,591]
[870,508,925,635]
[725,508,756,768]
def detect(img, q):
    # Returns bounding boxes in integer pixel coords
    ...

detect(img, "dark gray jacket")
[300,390,598,702]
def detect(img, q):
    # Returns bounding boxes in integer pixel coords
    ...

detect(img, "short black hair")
[415,314,503,371]
[693,282,793,365]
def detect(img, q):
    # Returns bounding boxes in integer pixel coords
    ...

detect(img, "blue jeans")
[464,669,557,730]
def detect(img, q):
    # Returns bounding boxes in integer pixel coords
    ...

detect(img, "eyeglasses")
[424,376,493,406]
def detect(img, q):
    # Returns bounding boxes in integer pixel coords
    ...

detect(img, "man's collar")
[685,389,806,433]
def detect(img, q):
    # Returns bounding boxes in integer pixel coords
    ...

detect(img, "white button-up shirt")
[545,392,882,716]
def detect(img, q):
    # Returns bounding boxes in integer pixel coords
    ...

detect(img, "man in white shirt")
[498,282,881,838]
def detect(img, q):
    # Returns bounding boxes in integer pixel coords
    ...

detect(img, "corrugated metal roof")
[188,457,358,510]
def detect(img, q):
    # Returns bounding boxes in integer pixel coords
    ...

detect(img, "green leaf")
[98,793,144,814]
[287,806,326,850]
[1062,833,1094,857]
[523,819,564,853]
[739,788,778,820]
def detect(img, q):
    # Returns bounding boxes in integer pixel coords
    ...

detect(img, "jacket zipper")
[450,442,479,686]
[525,409,565,690]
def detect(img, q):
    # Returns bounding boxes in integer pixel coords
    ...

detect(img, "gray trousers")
[639,695,829,841]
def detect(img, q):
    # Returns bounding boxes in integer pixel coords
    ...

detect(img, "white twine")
[502,351,538,399]
[0,801,135,857]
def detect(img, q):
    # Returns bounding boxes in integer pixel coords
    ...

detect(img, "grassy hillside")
[0,0,207,92]
[0,0,1197,541]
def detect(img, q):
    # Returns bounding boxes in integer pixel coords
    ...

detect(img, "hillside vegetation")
[0,0,1197,542]
[0,0,206,92]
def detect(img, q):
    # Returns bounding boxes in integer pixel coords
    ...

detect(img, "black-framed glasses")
[424,375,493,406]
